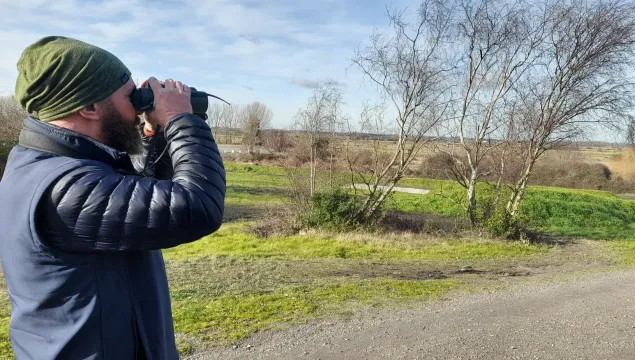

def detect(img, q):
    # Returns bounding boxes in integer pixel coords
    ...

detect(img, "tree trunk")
[365,174,400,219]
[466,169,478,225]
[507,156,537,217]
[329,142,334,190]
[492,153,506,211]
[310,144,315,198]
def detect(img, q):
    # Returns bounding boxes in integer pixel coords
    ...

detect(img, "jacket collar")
[20,116,136,172]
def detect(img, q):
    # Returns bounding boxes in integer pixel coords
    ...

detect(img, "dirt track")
[187,270,635,360]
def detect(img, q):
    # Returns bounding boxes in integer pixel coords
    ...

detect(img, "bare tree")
[242,101,273,154]
[446,0,544,225]
[344,102,392,207]
[293,80,344,197]
[506,0,635,217]
[207,104,243,144]
[207,103,227,139]
[228,105,243,145]
[349,0,453,219]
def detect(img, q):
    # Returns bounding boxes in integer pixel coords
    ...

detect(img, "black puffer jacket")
[38,112,226,252]
[0,112,225,359]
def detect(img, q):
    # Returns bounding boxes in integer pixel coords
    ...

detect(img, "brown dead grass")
[601,148,635,180]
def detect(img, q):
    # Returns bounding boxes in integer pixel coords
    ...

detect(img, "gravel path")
[187,270,635,360]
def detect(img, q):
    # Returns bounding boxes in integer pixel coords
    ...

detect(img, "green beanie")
[15,36,132,122]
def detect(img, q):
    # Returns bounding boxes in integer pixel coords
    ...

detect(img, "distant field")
[222,133,635,195]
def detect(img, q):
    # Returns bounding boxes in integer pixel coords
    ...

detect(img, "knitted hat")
[15,36,131,121]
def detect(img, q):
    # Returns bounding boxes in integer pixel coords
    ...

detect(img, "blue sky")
[0,0,417,129]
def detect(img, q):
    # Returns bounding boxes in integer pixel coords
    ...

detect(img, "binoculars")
[130,86,229,120]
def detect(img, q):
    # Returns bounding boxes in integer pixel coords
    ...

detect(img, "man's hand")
[142,77,193,129]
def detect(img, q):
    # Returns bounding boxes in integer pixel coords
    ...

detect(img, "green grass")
[171,278,458,347]
[225,188,288,206]
[606,240,635,266]
[543,225,635,240]
[225,162,286,176]
[519,188,635,238]
[393,178,635,240]
[388,191,465,217]
[0,280,10,359]
[225,162,291,206]
[163,222,549,261]
[227,172,290,190]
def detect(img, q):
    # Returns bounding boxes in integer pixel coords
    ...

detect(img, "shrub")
[482,210,529,240]
[302,189,380,232]
[408,152,455,179]
[531,161,611,190]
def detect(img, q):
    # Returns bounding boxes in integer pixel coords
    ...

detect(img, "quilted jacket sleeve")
[37,113,226,252]
[131,122,174,180]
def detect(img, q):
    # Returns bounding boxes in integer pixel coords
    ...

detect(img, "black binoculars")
[130,86,229,120]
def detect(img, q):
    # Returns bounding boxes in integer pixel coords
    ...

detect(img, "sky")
[0,0,419,129]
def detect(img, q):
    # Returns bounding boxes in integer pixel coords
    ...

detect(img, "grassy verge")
[225,188,288,207]
[163,222,549,261]
[225,165,290,206]
[171,278,458,352]
[605,240,635,266]
[0,276,10,359]
[225,162,286,176]
[160,222,562,354]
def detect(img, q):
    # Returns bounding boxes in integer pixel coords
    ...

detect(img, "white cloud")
[191,1,301,37]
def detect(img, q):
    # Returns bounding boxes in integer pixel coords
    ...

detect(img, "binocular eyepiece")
[129,86,229,120]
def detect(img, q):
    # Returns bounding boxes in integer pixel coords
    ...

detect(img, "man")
[0,36,226,359]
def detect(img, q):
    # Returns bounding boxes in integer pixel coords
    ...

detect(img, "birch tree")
[448,0,544,225]
[349,0,453,219]
[242,101,273,154]
[507,0,635,217]
[294,80,344,197]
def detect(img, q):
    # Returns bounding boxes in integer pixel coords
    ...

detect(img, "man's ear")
[78,104,101,121]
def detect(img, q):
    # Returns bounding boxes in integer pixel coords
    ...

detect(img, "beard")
[101,103,142,155]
